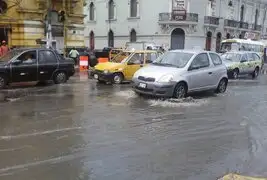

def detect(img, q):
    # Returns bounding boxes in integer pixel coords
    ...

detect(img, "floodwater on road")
[1,76,267,180]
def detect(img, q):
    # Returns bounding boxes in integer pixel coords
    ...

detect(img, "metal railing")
[224,19,240,28]
[159,13,198,22]
[204,16,219,25]
[239,22,249,29]
[251,24,262,31]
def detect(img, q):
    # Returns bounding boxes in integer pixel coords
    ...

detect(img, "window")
[108,30,114,47]
[17,50,37,64]
[128,53,144,64]
[145,53,157,63]
[189,53,210,70]
[38,50,57,63]
[252,53,261,61]
[130,29,136,42]
[247,53,254,61]
[241,54,248,62]
[108,0,115,20]
[89,2,95,21]
[209,53,222,65]
[130,0,138,17]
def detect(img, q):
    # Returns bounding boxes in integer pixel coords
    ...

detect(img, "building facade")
[84,0,267,51]
[0,0,85,50]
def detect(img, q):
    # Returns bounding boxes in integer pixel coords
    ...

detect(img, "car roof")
[169,49,215,54]
[223,51,259,54]
[12,48,55,51]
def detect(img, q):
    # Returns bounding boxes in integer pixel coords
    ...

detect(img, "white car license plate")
[94,74,99,79]
[138,83,147,88]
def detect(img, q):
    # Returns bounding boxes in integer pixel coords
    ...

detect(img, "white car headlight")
[158,75,173,83]
[103,70,109,74]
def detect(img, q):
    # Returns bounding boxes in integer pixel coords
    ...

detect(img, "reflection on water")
[1,79,267,179]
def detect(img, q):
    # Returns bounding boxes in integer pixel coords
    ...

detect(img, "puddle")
[148,97,209,107]
[114,90,137,99]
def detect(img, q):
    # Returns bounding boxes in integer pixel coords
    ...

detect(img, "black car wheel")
[54,72,67,84]
[216,78,227,93]
[252,67,259,79]
[113,73,123,84]
[173,82,187,99]
[232,69,239,79]
[0,75,6,89]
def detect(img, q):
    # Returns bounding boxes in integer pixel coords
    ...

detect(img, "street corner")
[219,173,267,180]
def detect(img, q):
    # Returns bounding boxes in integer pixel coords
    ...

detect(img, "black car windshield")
[153,51,194,68]
[221,53,241,62]
[0,50,24,62]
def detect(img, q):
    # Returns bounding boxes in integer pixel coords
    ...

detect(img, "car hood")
[223,60,237,67]
[134,65,182,81]
[94,62,124,71]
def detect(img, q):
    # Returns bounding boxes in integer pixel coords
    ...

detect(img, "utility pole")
[63,0,67,57]
[46,0,52,49]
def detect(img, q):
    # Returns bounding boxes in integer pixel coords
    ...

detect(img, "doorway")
[171,28,185,50]
[205,31,212,51]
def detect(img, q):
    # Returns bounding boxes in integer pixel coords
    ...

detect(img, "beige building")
[0,0,85,50]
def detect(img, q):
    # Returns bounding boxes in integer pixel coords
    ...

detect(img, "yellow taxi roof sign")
[221,173,267,180]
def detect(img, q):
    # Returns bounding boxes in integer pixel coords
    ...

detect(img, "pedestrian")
[68,47,79,65]
[0,40,9,56]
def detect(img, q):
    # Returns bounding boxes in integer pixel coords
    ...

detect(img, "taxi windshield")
[221,53,241,62]
[153,51,194,68]
[0,49,24,62]
[111,51,132,63]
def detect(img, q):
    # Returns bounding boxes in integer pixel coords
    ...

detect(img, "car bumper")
[91,71,114,82]
[132,79,176,97]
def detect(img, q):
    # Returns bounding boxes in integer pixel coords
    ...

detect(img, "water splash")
[148,97,209,107]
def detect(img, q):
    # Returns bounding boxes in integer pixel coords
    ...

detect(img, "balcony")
[239,22,249,29]
[159,12,198,25]
[204,16,219,26]
[251,24,262,32]
[224,19,240,28]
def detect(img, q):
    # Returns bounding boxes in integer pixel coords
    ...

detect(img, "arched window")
[240,5,244,22]
[90,31,95,50]
[254,9,259,28]
[108,30,114,47]
[130,0,138,17]
[108,0,115,20]
[89,2,95,21]
[0,1,7,14]
[130,29,136,42]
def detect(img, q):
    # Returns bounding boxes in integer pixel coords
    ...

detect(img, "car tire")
[252,67,259,79]
[215,78,228,93]
[54,71,67,84]
[232,69,239,79]
[113,73,123,84]
[173,82,187,99]
[0,75,6,89]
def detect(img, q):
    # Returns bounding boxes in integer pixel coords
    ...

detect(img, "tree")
[0,0,22,14]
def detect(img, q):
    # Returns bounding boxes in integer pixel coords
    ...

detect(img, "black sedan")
[0,48,75,89]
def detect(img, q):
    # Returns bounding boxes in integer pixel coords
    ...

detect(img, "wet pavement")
[1,74,267,180]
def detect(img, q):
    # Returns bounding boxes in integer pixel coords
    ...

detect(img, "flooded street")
[1,75,267,180]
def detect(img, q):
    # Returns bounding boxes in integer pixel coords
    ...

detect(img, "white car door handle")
[20,73,26,76]
[40,71,45,74]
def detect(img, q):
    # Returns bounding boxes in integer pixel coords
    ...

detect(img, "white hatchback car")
[132,50,228,98]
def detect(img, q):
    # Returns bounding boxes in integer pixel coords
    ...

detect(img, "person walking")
[68,47,79,66]
[0,40,9,56]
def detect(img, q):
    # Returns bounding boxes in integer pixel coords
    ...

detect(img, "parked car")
[0,48,75,89]
[221,51,262,79]
[91,50,163,84]
[132,50,228,98]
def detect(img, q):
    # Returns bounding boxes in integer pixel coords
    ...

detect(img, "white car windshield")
[153,52,194,68]
[221,53,241,62]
